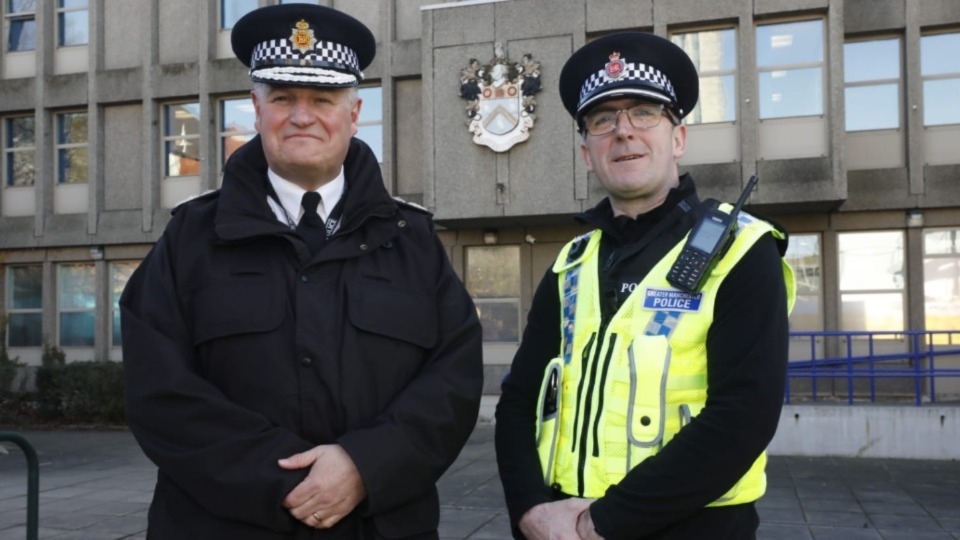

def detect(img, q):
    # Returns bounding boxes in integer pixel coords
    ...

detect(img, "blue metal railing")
[786,330,960,406]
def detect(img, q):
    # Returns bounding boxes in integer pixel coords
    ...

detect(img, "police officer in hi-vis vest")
[495,32,796,540]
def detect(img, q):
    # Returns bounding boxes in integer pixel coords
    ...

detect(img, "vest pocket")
[626,334,671,449]
[536,357,563,485]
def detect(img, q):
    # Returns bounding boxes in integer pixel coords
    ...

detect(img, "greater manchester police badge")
[459,44,542,152]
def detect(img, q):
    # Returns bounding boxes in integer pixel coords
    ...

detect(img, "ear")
[350,96,362,137]
[580,139,595,172]
[672,123,687,160]
[251,90,261,132]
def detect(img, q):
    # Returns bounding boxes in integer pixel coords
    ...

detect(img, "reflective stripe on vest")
[537,207,796,504]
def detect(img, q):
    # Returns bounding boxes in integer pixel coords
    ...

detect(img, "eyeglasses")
[582,103,671,136]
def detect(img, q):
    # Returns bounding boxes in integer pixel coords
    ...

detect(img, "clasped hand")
[278,444,366,529]
[519,498,605,540]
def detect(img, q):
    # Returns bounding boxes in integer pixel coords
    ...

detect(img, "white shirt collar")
[266,167,345,225]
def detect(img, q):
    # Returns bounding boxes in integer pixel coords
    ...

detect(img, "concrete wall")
[769,404,960,460]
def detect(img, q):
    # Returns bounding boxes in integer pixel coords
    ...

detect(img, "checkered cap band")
[578,62,677,109]
[251,39,361,78]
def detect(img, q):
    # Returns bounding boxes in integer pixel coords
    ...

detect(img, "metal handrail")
[786,330,960,406]
[0,432,38,540]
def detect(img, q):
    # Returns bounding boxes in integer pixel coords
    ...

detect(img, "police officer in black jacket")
[121,5,483,538]
[495,33,794,540]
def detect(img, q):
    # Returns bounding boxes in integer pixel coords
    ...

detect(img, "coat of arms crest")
[459,44,542,152]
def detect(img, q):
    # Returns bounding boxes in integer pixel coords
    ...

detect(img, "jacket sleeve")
[494,268,563,537]
[120,214,314,532]
[336,229,484,515]
[589,234,790,539]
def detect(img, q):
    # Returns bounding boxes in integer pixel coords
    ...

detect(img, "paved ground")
[1,424,959,539]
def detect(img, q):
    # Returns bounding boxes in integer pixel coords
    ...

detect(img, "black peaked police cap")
[231,3,375,88]
[559,32,699,122]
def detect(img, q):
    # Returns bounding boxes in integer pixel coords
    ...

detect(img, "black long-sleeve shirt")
[495,175,790,539]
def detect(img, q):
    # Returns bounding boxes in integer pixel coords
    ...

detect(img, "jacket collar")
[577,172,698,244]
[215,135,397,242]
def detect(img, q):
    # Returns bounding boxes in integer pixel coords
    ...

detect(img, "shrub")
[35,360,125,425]
[0,320,24,395]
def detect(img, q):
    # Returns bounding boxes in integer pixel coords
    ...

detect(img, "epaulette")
[392,196,432,215]
[171,189,220,215]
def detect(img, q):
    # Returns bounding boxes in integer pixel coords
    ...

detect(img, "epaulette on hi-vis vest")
[171,189,220,215]
[392,196,432,215]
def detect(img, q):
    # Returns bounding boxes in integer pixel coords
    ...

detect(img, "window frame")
[5,0,36,52]
[755,18,826,120]
[356,85,384,164]
[220,0,259,30]
[162,101,202,178]
[55,0,88,48]
[670,26,738,125]
[920,30,960,127]
[843,36,902,132]
[55,110,88,185]
[218,95,257,169]
[784,232,823,332]
[110,261,138,348]
[3,114,35,188]
[464,245,522,344]
[837,230,906,333]
[5,264,43,348]
[56,262,96,348]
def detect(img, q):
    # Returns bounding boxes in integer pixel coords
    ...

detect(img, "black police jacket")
[120,136,483,539]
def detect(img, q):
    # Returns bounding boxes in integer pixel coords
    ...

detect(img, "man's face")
[252,84,361,189]
[579,98,687,216]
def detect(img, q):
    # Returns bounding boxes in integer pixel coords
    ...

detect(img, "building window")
[357,86,383,163]
[844,37,901,131]
[163,102,201,177]
[221,0,258,30]
[756,19,824,119]
[784,233,822,332]
[219,97,256,167]
[838,231,904,332]
[920,32,960,127]
[58,263,95,347]
[6,0,36,51]
[466,245,521,343]
[4,115,34,187]
[923,228,960,340]
[110,261,138,348]
[56,0,88,47]
[671,28,737,124]
[56,111,87,184]
[5,265,42,347]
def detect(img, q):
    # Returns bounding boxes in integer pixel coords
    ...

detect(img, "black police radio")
[667,175,758,293]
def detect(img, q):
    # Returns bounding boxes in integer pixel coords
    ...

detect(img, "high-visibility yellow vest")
[535,207,796,504]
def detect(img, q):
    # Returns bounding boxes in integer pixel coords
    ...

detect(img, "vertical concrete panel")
[755,0,828,15]
[843,0,904,33]
[396,78,424,197]
[158,0,199,65]
[334,0,382,44]
[501,36,582,217]
[587,0,652,33]
[431,4,496,47]
[431,44,499,219]
[655,0,740,25]
[104,0,144,69]
[103,105,143,211]
[396,0,430,41]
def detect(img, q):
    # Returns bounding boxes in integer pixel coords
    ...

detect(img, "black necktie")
[296,191,325,253]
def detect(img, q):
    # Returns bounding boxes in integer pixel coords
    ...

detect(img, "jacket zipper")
[576,315,611,497]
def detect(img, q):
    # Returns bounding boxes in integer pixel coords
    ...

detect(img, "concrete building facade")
[1,0,958,396]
